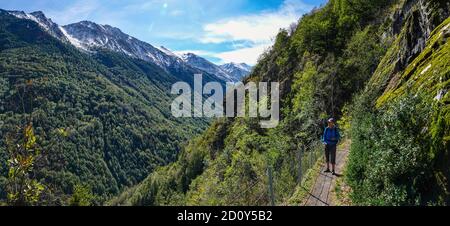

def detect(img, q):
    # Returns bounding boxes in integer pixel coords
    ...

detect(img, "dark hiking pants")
[325,144,337,165]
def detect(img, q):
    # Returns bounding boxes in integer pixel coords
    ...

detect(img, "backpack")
[323,127,339,142]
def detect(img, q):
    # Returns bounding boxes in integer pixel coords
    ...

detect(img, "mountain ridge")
[219,62,253,81]
[6,10,250,83]
[179,52,251,82]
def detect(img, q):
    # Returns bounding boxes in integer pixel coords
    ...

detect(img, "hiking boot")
[324,169,331,173]
[332,171,337,176]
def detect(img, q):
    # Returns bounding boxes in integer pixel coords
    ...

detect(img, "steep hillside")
[0,10,208,204]
[113,0,449,206]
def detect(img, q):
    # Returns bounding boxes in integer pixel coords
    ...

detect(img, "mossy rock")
[377,17,450,106]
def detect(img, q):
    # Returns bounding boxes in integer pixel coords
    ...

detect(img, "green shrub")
[347,93,446,205]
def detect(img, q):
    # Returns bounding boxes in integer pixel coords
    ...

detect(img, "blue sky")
[0,0,327,65]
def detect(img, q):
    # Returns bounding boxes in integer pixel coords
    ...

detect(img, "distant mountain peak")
[222,62,252,70]
[31,10,47,16]
[179,52,251,82]
[157,46,179,58]
[220,62,252,81]
[182,52,196,57]
[178,53,253,82]
[180,52,200,61]
[29,11,46,18]
[8,10,69,43]
[179,52,198,62]
[61,20,189,69]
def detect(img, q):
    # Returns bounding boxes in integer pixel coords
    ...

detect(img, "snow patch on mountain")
[220,63,253,81]
[9,10,48,29]
[61,21,186,69]
[8,10,69,42]
[156,46,180,58]
[59,26,89,51]
[180,53,237,82]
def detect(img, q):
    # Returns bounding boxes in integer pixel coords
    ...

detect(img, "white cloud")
[214,43,272,66]
[202,14,291,44]
[189,0,312,65]
[200,0,311,44]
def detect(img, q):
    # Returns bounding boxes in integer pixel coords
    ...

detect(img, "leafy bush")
[347,93,447,205]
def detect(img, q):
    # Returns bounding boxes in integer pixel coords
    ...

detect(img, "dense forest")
[112,0,450,206]
[0,10,210,205]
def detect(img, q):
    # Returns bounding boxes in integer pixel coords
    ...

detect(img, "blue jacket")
[322,127,340,145]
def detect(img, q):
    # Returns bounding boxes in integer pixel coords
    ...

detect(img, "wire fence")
[228,140,324,206]
[298,141,324,186]
[272,141,323,205]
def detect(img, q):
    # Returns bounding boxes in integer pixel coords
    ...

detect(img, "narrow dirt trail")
[304,141,350,206]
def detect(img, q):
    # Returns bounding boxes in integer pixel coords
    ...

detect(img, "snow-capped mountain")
[180,53,236,82]
[7,11,201,76]
[220,63,252,81]
[180,53,252,82]
[61,21,186,69]
[7,10,249,84]
[8,11,69,42]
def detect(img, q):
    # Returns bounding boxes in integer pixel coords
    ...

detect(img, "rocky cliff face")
[391,0,449,73]
[379,16,450,105]
[367,0,450,99]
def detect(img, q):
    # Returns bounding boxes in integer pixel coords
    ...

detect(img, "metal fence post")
[297,147,303,184]
[267,166,275,206]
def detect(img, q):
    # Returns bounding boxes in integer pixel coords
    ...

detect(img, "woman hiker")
[322,118,341,175]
